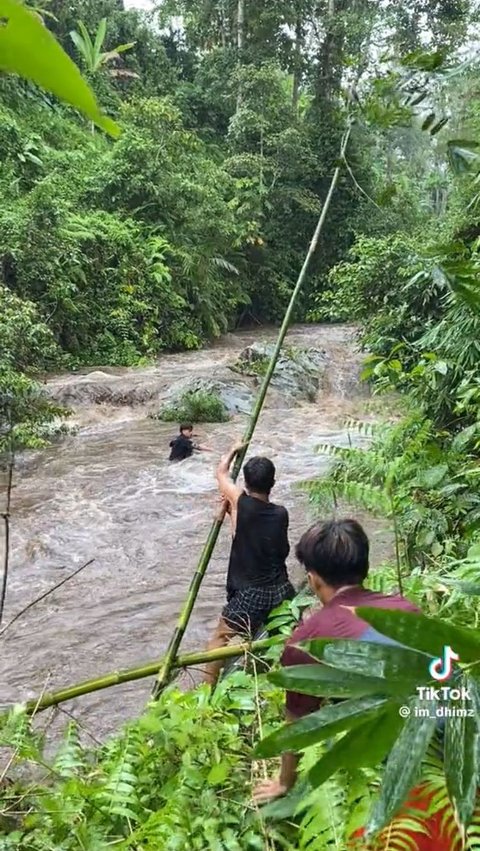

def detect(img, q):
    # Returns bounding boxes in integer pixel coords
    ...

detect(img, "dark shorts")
[222,580,295,636]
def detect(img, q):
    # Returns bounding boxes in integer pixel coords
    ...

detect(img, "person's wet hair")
[295,519,369,587]
[180,423,193,433]
[243,456,275,495]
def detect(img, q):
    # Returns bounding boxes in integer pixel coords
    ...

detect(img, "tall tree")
[236,0,245,109]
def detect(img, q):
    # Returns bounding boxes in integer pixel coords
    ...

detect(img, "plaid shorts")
[222,580,295,636]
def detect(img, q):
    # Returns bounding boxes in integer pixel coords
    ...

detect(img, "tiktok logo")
[429,646,460,681]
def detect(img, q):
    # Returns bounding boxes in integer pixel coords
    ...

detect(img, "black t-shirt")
[169,434,195,461]
[226,493,290,594]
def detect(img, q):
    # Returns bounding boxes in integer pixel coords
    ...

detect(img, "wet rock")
[232,342,329,403]
[46,374,161,407]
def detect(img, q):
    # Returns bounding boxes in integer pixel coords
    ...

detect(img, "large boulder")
[231,342,329,402]
[46,372,161,406]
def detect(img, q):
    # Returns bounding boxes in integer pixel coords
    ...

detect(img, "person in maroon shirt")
[254,518,421,803]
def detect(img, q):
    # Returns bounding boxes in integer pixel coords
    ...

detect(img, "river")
[0,324,392,741]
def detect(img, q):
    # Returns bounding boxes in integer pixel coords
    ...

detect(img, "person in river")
[253,519,421,805]
[168,424,212,462]
[204,442,295,686]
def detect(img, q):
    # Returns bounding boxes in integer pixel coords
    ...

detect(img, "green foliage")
[158,389,230,424]
[0,368,67,455]
[0,285,58,373]
[0,593,311,850]
[257,610,480,838]
[306,414,480,567]
[0,286,66,454]
[3,2,480,847]
[69,17,135,77]
[0,0,118,135]
[0,676,286,850]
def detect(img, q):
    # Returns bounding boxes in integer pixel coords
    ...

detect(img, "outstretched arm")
[191,433,213,452]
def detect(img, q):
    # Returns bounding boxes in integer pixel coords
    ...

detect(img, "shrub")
[157,389,230,423]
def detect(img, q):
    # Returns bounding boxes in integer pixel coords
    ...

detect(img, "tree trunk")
[316,0,342,106]
[292,12,303,111]
[236,0,245,111]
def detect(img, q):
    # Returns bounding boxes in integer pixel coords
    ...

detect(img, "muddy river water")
[0,324,392,740]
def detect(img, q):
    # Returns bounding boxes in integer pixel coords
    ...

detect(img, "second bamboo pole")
[18,638,273,715]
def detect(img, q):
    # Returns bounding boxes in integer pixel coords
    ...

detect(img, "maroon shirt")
[282,587,420,718]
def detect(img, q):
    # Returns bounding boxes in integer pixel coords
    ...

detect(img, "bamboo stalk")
[152,124,353,699]
[17,638,273,715]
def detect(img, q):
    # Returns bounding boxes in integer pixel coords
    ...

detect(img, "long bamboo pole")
[16,638,272,715]
[152,124,353,699]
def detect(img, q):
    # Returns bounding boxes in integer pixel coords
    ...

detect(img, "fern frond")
[343,418,383,438]
[298,777,347,850]
[0,706,43,763]
[53,722,85,779]
[101,732,140,821]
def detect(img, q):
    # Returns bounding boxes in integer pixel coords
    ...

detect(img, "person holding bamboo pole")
[203,442,295,686]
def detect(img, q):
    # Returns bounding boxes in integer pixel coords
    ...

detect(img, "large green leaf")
[412,464,449,489]
[255,696,388,758]
[367,699,437,835]
[0,0,119,137]
[302,639,431,683]
[93,17,107,57]
[444,676,480,835]
[270,663,417,699]
[356,608,480,663]
[309,705,405,788]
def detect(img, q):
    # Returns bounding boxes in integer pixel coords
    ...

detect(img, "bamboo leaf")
[356,608,480,663]
[270,663,416,699]
[255,696,388,758]
[309,706,405,787]
[0,0,119,137]
[367,700,437,835]
[444,677,480,835]
[302,639,431,683]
